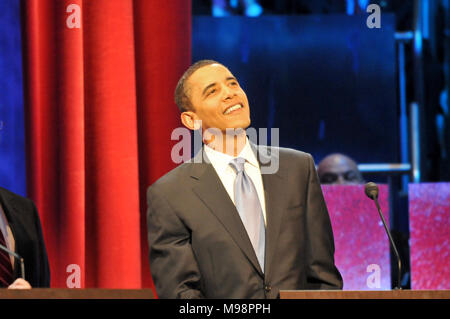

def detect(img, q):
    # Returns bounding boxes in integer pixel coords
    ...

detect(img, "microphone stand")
[0,244,26,281]
[373,197,402,290]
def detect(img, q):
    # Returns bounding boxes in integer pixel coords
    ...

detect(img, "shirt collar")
[204,137,260,171]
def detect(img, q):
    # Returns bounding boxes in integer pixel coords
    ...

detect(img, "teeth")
[224,104,242,115]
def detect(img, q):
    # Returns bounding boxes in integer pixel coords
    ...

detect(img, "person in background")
[0,187,50,289]
[317,153,364,185]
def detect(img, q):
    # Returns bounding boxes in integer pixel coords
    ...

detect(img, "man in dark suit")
[0,187,50,288]
[147,60,342,298]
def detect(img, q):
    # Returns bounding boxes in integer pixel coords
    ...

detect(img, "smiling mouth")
[223,104,243,115]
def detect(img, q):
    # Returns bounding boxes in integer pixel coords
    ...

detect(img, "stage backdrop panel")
[409,183,450,290]
[322,184,391,290]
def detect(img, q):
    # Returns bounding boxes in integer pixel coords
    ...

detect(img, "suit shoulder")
[0,187,38,222]
[262,145,314,162]
[0,187,34,209]
[280,147,312,159]
[147,162,194,195]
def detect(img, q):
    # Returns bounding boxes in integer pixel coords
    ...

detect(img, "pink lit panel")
[322,184,391,290]
[409,183,450,290]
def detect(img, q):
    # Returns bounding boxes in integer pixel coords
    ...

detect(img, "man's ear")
[180,111,200,130]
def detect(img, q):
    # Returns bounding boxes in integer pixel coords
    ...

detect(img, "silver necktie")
[229,157,265,272]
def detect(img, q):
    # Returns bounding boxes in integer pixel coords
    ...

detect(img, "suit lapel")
[0,189,23,278]
[0,189,19,243]
[190,150,264,277]
[251,144,286,279]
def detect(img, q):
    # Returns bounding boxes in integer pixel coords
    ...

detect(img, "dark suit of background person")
[0,187,50,287]
[146,60,342,299]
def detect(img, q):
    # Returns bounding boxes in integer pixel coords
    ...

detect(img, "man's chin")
[230,118,251,130]
[203,119,251,135]
[223,122,251,134]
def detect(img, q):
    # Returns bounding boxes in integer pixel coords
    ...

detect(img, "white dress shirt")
[0,203,15,267]
[204,139,267,225]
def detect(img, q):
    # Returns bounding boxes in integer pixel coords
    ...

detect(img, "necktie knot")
[229,157,246,174]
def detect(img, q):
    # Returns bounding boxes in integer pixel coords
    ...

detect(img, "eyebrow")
[202,82,216,97]
[201,77,238,97]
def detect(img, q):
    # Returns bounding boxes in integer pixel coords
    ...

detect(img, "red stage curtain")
[21,0,191,290]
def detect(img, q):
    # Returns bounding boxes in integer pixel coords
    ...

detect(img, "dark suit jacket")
[0,187,50,287]
[147,144,342,298]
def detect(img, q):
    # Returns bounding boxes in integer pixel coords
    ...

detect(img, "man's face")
[318,155,363,185]
[184,63,251,133]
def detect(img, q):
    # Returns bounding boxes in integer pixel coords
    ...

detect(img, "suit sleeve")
[304,154,343,289]
[147,186,204,299]
[30,200,51,287]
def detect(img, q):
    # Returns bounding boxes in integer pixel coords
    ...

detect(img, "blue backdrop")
[193,15,398,166]
[0,0,26,196]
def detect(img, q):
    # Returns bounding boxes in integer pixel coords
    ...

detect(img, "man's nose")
[222,84,235,100]
[336,175,346,185]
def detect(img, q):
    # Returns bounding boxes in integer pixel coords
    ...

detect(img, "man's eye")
[207,88,216,96]
[230,81,238,86]
[320,173,338,184]
[344,171,358,181]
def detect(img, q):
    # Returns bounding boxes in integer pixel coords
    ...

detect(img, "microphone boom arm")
[374,197,402,290]
[0,243,26,281]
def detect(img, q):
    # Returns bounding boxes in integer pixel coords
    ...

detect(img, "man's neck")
[204,129,247,157]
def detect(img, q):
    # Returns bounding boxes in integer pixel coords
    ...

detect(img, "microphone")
[0,243,25,281]
[364,182,402,290]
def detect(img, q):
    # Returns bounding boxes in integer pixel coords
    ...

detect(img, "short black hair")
[174,59,222,112]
